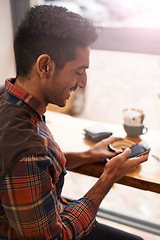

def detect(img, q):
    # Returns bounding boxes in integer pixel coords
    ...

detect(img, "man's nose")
[78,71,87,89]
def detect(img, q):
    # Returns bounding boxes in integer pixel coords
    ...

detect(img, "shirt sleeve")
[0,154,97,239]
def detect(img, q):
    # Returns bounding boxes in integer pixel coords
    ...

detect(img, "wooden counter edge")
[68,162,160,194]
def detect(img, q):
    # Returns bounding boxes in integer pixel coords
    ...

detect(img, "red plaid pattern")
[0,79,97,239]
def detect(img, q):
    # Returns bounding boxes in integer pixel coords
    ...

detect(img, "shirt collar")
[5,78,46,120]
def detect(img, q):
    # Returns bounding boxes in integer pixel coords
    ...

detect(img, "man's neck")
[14,76,46,106]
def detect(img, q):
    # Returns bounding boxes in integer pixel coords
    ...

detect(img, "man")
[0,5,148,240]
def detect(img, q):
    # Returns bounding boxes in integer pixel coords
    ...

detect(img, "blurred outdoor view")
[45,0,160,131]
[45,0,160,29]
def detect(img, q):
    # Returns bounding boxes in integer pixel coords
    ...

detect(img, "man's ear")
[36,54,55,78]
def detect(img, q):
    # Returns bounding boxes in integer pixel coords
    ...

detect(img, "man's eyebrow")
[77,65,89,70]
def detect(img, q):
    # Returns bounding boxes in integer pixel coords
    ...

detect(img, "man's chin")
[57,101,66,108]
[50,99,67,108]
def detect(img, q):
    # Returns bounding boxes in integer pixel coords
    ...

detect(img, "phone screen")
[128,141,150,158]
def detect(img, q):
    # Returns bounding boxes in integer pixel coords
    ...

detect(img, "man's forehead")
[69,46,90,69]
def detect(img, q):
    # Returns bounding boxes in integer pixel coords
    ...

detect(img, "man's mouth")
[67,90,73,99]
[67,85,78,99]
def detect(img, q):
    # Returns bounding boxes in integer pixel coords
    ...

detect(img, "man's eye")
[76,71,83,76]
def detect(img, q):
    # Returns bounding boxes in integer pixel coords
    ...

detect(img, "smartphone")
[128,140,150,158]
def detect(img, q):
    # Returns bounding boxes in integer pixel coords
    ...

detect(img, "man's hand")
[102,148,148,183]
[87,136,134,163]
[65,136,135,169]
[65,136,122,169]
[84,149,149,208]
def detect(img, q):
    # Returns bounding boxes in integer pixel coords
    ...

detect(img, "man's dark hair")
[14,4,98,77]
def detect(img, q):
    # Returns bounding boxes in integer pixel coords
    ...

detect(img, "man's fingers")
[108,136,123,143]
[130,153,149,164]
[120,148,132,159]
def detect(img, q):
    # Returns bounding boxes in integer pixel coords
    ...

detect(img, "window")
[45,1,160,238]
[45,0,160,130]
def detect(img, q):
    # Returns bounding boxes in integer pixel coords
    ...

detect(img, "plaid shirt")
[0,79,96,239]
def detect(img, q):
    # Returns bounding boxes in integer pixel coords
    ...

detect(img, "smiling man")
[15,46,90,108]
[0,5,148,240]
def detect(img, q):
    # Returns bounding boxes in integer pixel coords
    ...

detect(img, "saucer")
[109,139,133,152]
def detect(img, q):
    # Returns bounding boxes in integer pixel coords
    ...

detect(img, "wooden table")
[46,110,160,194]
